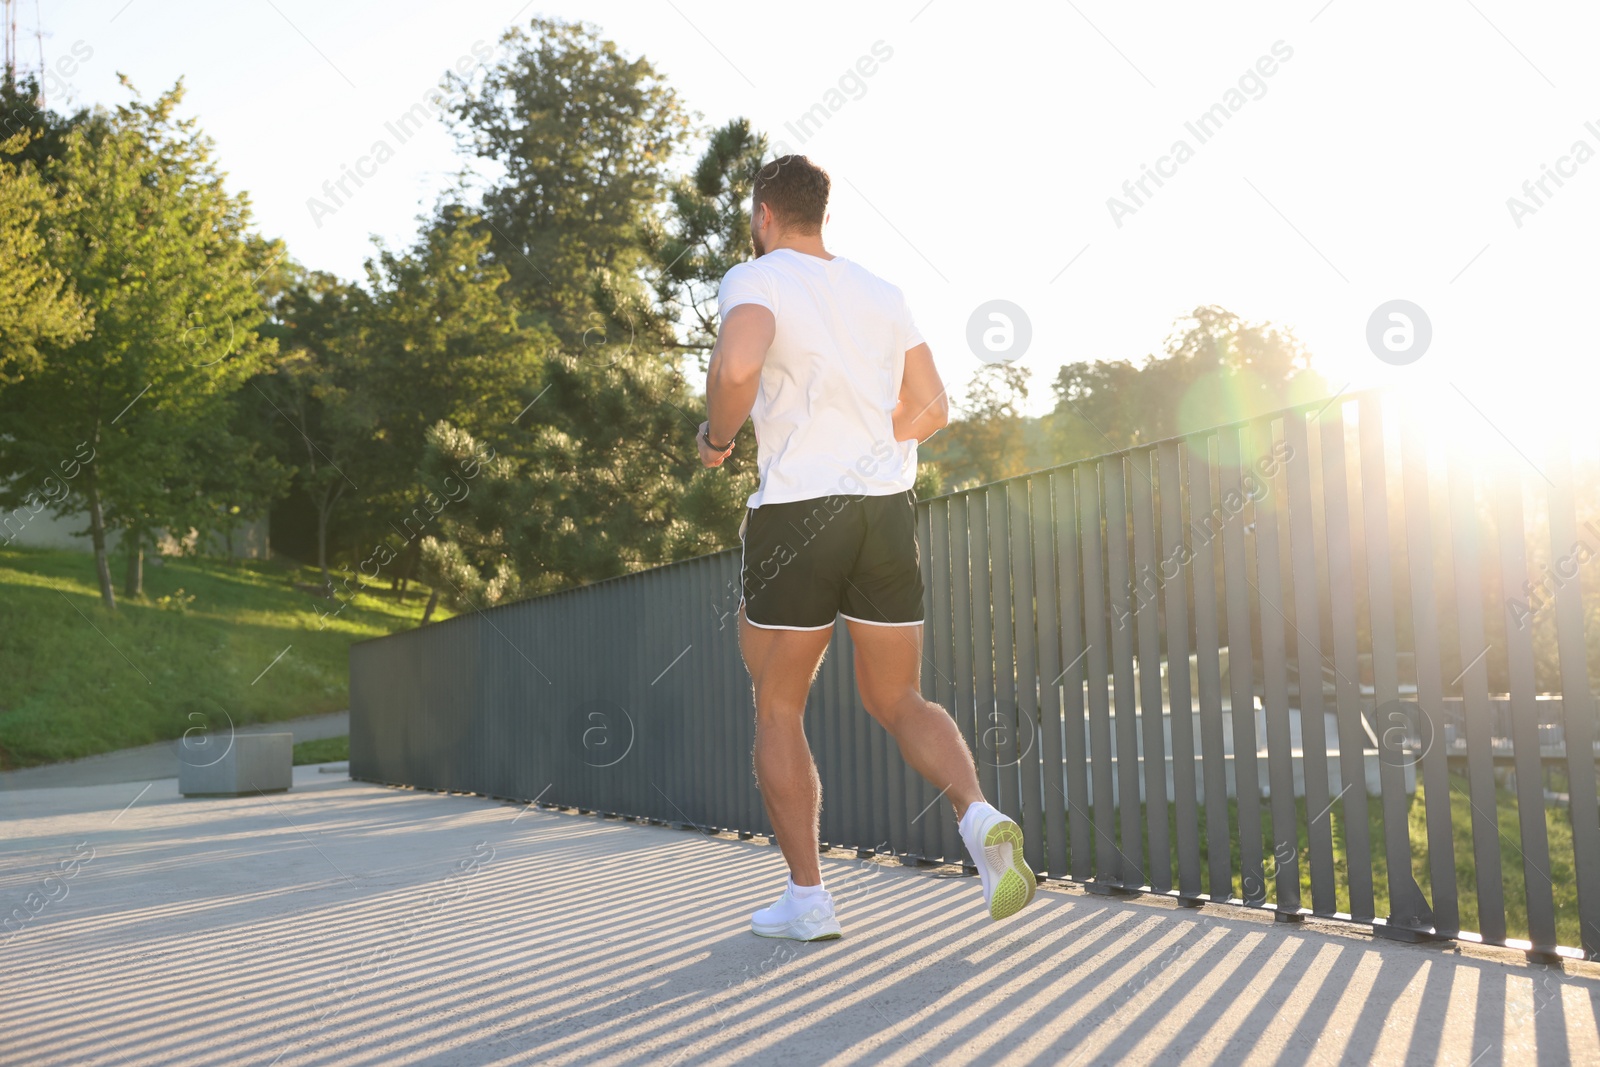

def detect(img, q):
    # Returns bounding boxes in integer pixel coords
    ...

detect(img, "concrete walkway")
[0,710,348,790]
[2,772,1597,1066]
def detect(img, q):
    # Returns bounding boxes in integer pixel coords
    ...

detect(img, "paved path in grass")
[2,770,1597,1066]
[0,710,348,791]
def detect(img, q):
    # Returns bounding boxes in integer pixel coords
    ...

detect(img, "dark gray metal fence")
[352,388,1600,961]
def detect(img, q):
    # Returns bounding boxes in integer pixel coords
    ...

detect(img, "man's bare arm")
[892,342,949,443]
[705,304,777,452]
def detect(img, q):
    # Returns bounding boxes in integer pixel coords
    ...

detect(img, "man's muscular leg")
[739,606,834,886]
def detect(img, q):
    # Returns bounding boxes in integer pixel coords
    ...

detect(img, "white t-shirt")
[716,248,924,508]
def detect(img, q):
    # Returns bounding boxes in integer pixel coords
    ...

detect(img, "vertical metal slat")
[1493,460,1558,952]
[1103,454,1144,887]
[990,484,1021,826]
[1009,479,1047,874]
[1320,404,1377,921]
[1219,425,1265,905]
[1188,436,1233,901]
[1031,473,1070,879]
[1545,439,1600,958]
[1158,441,1202,899]
[1446,451,1507,943]
[949,495,979,868]
[1250,417,1302,915]
[1080,461,1120,883]
[929,498,963,863]
[1398,410,1459,936]
[1358,394,1434,930]
[1129,446,1172,892]
[1283,409,1339,916]
[1053,468,1093,881]
[969,490,1000,829]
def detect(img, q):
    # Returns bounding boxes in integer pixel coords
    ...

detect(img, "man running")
[696,154,1036,941]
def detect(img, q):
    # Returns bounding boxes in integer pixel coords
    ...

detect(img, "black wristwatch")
[701,426,734,452]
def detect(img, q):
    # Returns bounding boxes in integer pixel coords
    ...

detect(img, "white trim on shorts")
[839,612,923,628]
[739,601,836,631]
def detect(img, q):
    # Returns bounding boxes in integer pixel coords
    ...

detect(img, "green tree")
[644,117,774,552]
[445,16,690,345]
[1048,304,1324,463]
[0,81,277,607]
[414,22,736,609]
[920,363,1034,491]
[0,75,92,171]
[252,269,371,589]
[344,207,555,599]
[650,117,767,360]
[0,131,89,384]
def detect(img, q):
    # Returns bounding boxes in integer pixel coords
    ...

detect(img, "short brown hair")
[752,155,830,233]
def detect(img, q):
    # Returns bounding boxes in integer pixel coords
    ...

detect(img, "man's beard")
[750,230,765,257]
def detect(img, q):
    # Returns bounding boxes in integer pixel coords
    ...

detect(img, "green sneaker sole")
[983,819,1037,921]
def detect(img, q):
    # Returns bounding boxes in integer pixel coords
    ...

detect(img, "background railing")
[351,388,1600,961]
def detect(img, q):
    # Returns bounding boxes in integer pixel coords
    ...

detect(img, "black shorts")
[739,489,925,630]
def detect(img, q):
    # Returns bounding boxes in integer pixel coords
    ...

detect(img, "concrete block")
[179,733,293,796]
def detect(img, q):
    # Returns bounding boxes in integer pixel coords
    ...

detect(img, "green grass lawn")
[0,546,446,769]
[1093,771,1583,950]
[293,735,350,765]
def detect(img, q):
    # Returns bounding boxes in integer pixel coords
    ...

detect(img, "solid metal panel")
[829,576,857,848]
[851,539,878,851]
[517,603,541,806]
[1218,425,1265,905]
[577,583,598,812]
[679,567,698,827]
[1398,413,1459,937]
[1032,472,1070,880]
[970,491,1000,818]
[1103,455,1144,887]
[1079,461,1120,882]
[848,613,870,851]
[1158,441,1202,899]
[1187,436,1232,901]
[1008,479,1047,874]
[1545,439,1600,958]
[634,573,658,823]
[1052,468,1093,881]
[1446,452,1507,943]
[633,572,659,825]
[620,578,642,816]
[618,579,638,817]
[723,559,745,831]
[1283,410,1338,916]
[655,569,674,823]
[1249,417,1301,913]
[1319,405,1377,921]
[1358,395,1433,928]
[732,554,760,834]
[666,568,693,825]
[1129,446,1171,892]
[838,613,859,848]
[865,617,894,849]
[989,484,1021,825]
[726,559,742,831]
[1493,461,1558,951]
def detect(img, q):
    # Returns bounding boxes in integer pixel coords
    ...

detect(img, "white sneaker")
[750,879,843,941]
[960,803,1037,921]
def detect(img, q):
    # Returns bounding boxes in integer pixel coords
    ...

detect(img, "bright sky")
[27,0,1600,456]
